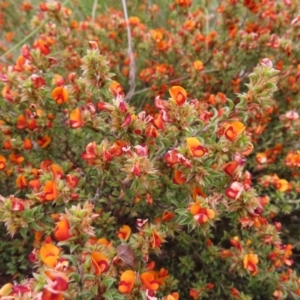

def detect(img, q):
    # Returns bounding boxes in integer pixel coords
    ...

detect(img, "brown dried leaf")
[116,244,138,269]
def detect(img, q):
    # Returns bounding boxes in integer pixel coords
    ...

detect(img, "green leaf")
[103,291,114,300]
[83,274,96,283]
[17,227,27,239]
[69,272,81,283]
[102,277,116,289]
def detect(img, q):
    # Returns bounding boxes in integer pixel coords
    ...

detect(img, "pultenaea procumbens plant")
[0,0,300,299]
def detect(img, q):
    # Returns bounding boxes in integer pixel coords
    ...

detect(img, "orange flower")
[109,140,128,157]
[117,225,131,241]
[118,270,136,294]
[3,139,12,150]
[2,85,17,102]
[128,16,140,25]
[273,290,283,299]
[40,243,60,267]
[186,137,208,157]
[16,114,27,128]
[29,179,41,191]
[23,138,33,150]
[51,87,69,104]
[176,0,192,8]
[91,251,109,275]
[0,283,13,297]
[45,270,68,291]
[189,289,199,299]
[190,202,215,224]
[230,236,242,252]
[34,39,50,55]
[156,268,169,285]
[65,174,79,188]
[37,135,51,148]
[147,261,156,270]
[184,20,195,31]
[52,74,65,86]
[281,244,293,266]
[34,229,44,242]
[153,112,165,130]
[9,153,24,164]
[145,124,159,137]
[110,81,125,98]
[54,219,72,241]
[152,230,164,248]
[224,121,245,141]
[162,211,174,221]
[42,270,68,300]
[193,60,204,71]
[43,180,58,201]
[14,55,26,72]
[241,143,254,156]
[165,292,179,300]
[50,164,64,179]
[97,238,112,247]
[223,161,239,176]
[169,86,187,106]
[70,108,83,128]
[192,186,206,201]
[0,155,7,171]
[16,174,27,189]
[173,169,186,184]
[276,179,289,192]
[150,29,163,42]
[243,253,259,275]
[140,272,159,291]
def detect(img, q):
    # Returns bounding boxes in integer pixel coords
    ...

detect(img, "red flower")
[223,161,239,176]
[118,270,136,294]
[40,243,60,267]
[151,230,164,248]
[91,252,109,275]
[190,202,215,224]
[186,137,208,157]
[224,121,245,141]
[173,169,186,184]
[43,181,58,201]
[243,253,259,276]
[225,182,244,200]
[117,225,131,241]
[169,86,187,105]
[140,272,159,291]
[0,155,7,171]
[37,135,51,148]
[70,108,83,128]
[41,270,68,300]
[51,87,69,104]
[34,39,50,55]
[110,81,125,98]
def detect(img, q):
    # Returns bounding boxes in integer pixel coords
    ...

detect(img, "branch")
[121,0,136,102]
[91,0,98,23]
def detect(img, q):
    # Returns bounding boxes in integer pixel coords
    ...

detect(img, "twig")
[91,187,100,203]
[287,199,300,204]
[121,0,136,102]
[91,0,98,23]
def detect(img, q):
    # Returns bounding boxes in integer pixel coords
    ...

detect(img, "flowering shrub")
[1,0,300,299]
